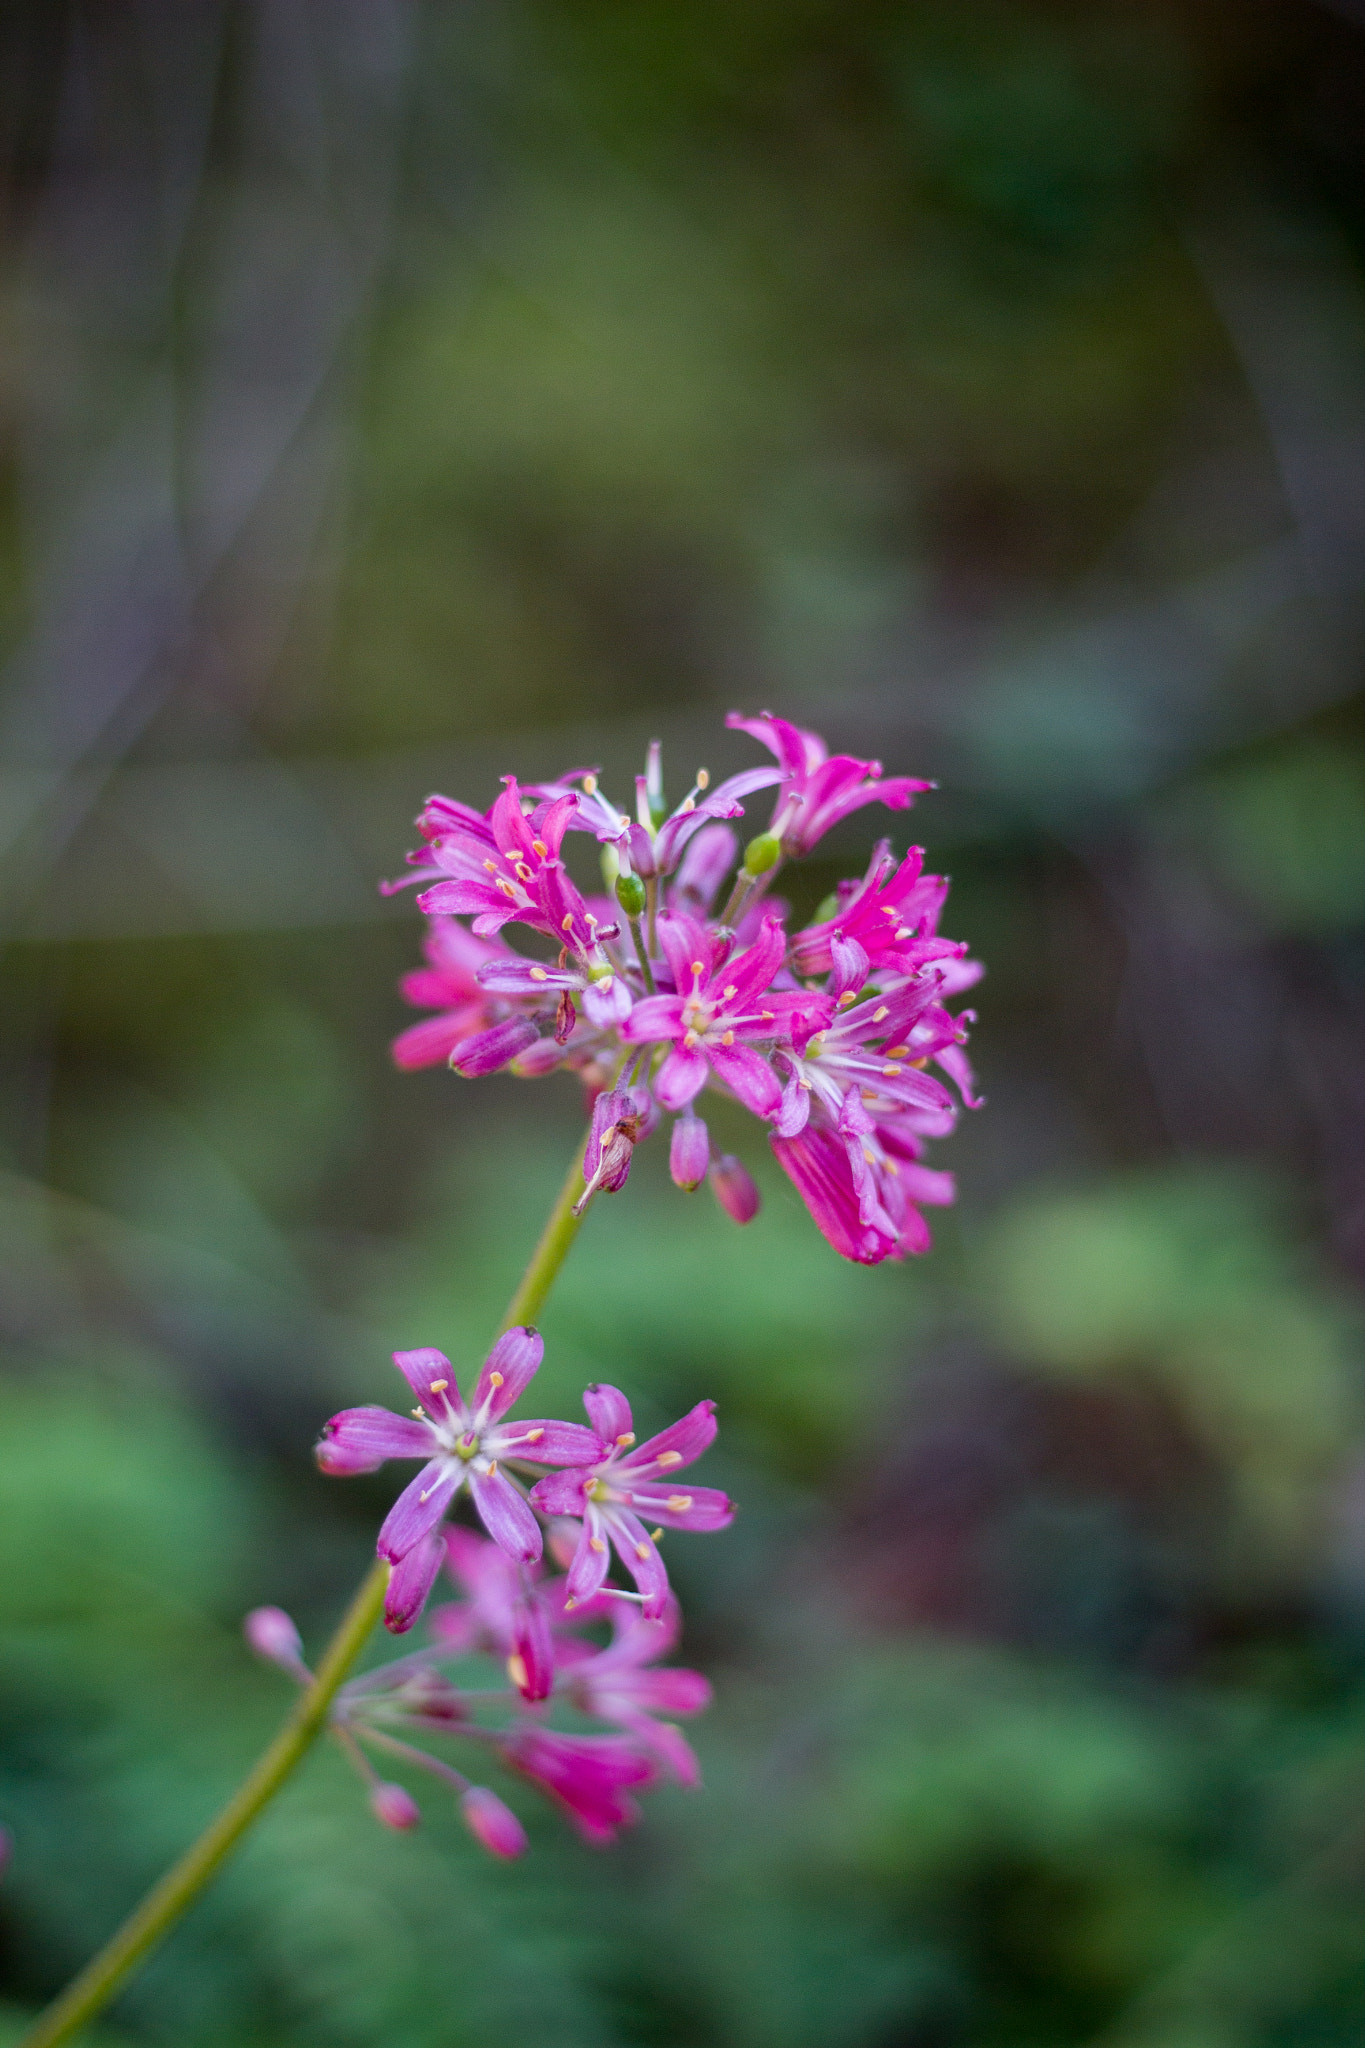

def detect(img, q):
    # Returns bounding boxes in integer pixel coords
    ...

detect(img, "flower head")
[529,1386,733,1619]
[726,711,932,855]
[316,1328,600,1621]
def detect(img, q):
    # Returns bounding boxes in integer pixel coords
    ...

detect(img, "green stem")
[19,1124,595,2048]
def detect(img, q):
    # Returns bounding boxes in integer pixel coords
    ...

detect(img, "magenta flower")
[500,1727,655,1845]
[528,1385,733,1618]
[728,710,932,855]
[429,1527,587,1701]
[413,778,602,960]
[316,1329,601,1578]
[789,841,966,987]
[527,742,784,882]
[563,1602,712,1787]
[390,918,510,1072]
[619,913,810,1116]
[461,1786,528,1860]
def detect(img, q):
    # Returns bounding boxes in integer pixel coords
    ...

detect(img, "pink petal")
[469,1467,542,1563]
[377,1460,460,1562]
[654,1045,709,1111]
[392,1346,461,1415]
[315,1406,434,1475]
[384,1529,447,1633]
[493,1419,603,1465]
[706,1042,780,1118]
[618,994,686,1044]
[625,1399,718,1474]
[583,1382,634,1443]
[620,1482,734,1532]
[449,1016,539,1077]
[391,1012,484,1072]
[565,1512,611,1605]
[472,1325,543,1418]
[609,1511,671,1620]
[461,1786,528,1860]
[527,1468,590,1518]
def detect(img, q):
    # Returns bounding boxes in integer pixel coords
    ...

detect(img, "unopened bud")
[809,891,840,926]
[710,1153,761,1225]
[615,871,647,918]
[370,1781,421,1831]
[462,1786,528,1860]
[243,1606,306,1673]
[511,1037,565,1078]
[742,831,781,878]
[449,1016,539,1078]
[669,1113,710,1192]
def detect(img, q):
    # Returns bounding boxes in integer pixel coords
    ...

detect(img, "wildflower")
[528,742,784,882]
[727,711,931,855]
[316,1329,601,1580]
[788,841,965,986]
[562,1601,711,1787]
[500,1727,655,1845]
[619,913,811,1115]
[391,917,510,1072]
[461,1786,527,1859]
[370,1782,421,1831]
[529,1386,733,1618]
[709,1153,760,1224]
[413,778,603,960]
[574,1084,651,1215]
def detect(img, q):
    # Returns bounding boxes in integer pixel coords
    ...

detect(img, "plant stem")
[19,1125,594,2048]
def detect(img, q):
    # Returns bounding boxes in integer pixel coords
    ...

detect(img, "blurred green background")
[2,2,1365,2042]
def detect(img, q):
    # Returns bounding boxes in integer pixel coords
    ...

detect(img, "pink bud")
[669,1113,709,1191]
[461,1786,528,1860]
[243,1606,306,1672]
[370,1781,421,1831]
[511,1036,566,1078]
[709,1153,760,1224]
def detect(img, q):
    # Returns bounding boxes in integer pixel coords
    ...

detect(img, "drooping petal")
[469,1466,542,1563]
[315,1406,434,1475]
[608,1510,671,1620]
[384,1528,447,1633]
[617,994,686,1044]
[829,931,870,1001]
[377,1460,460,1562]
[654,1045,709,1110]
[623,1398,717,1475]
[392,1346,461,1416]
[583,1382,633,1443]
[391,1010,486,1072]
[631,1717,703,1787]
[565,1511,611,1606]
[771,1122,896,1264]
[472,1325,543,1419]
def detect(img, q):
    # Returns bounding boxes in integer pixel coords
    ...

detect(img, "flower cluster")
[264,1339,722,1851]
[386,712,981,1263]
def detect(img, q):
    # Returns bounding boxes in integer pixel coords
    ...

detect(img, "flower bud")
[461,1786,528,1860]
[511,1036,565,1078]
[809,891,840,926]
[449,1016,539,1078]
[370,1781,421,1831]
[243,1606,306,1673]
[669,1113,709,1192]
[710,1153,761,1224]
[615,871,647,918]
[742,830,781,878]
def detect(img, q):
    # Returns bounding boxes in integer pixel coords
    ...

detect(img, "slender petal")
[610,1510,671,1618]
[316,1406,433,1475]
[494,1419,604,1464]
[377,1460,460,1562]
[583,1383,634,1443]
[449,1016,539,1077]
[472,1326,543,1419]
[469,1466,543,1562]
[392,1347,460,1416]
[625,1399,718,1473]
[566,1511,611,1605]
[706,1042,781,1118]
[385,1529,447,1633]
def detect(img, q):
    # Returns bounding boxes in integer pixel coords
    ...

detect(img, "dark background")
[2,3,1365,2043]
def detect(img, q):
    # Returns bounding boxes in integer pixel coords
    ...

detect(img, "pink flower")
[619,913,812,1116]
[563,1601,711,1787]
[500,1727,655,1845]
[390,918,510,1072]
[527,743,784,882]
[728,711,931,855]
[413,778,602,960]
[461,1785,527,1859]
[528,1386,733,1619]
[789,841,966,987]
[316,1328,601,1597]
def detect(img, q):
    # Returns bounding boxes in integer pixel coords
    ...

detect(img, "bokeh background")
[2,2,1365,2042]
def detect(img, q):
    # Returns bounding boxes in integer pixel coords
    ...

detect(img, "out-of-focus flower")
[370,1782,421,1831]
[243,1605,309,1680]
[562,1601,711,1787]
[461,1786,528,1859]
[500,1727,655,1844]
[391,918,511,1071]
[529,1386,733,1617]
[316,1328,601,1602]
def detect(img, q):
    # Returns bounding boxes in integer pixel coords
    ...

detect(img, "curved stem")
[20,1123,594,2048]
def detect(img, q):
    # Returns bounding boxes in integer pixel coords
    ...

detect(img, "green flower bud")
[599,843,621,889]
[810,892,840,926]
[742,831,782,878]
[615,871,647,918]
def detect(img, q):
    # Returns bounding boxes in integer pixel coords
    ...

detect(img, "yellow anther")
[411,1407,424,1418]
[530,967,548,981]
[872,1005,890,1023]
[515,861,532,881]
[562,914,575,931]
[837,991,856,1006]
[486,1459,498,1476]
[532,838,548,857]
[590,1536,607,1554]
[565,1596,577,1610]
[483,859,498,873]
[657,1450,683,1467]
[884,1045,910,1058]
[489,1371,504,1388]
[894,925,912,940]
[762,1008,774,1019]
[616,1432,636,1447]
[863,1147,877,1165]
[665,1494,693,1512]
[680,796,695,813]
[419,1485,435,1502]
[499,880,516,897]
[431,1379,448,1391]
[911,1056,929,1069]
[526,1427,544,1443]
[721,1029,735,1046]
[635,1542,651,1560]
[683,1029,699,1049]
[650,1527,664,1541]
[883,1063,902,1076]
[507,1653,528,1691]
[697,768,709,789]
[723,984,737,1000]
[887,1159,900,1176]
[690,960,704,976]
[582,773,598,795]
